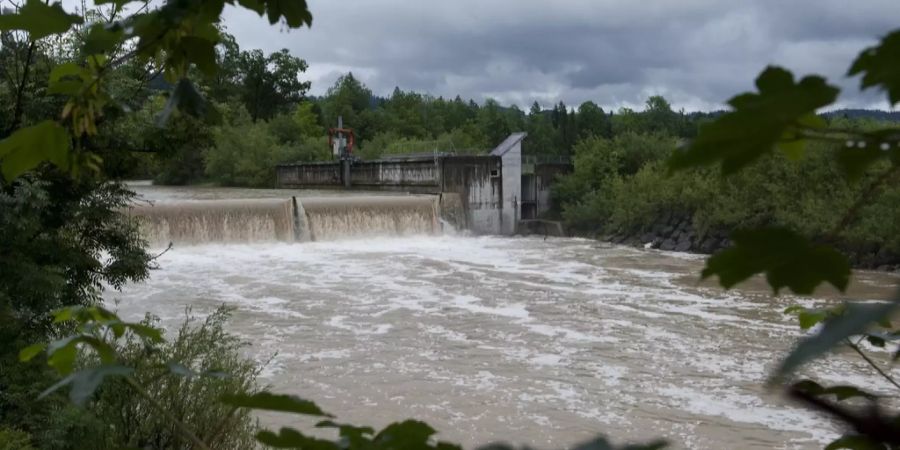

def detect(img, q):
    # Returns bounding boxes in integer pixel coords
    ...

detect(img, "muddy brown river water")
[107,184,900,449]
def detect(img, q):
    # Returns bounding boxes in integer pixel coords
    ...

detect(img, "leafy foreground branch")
[20,305,666,450]
[668,27,900,450]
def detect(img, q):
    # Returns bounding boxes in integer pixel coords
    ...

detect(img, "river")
[107,184,900,449]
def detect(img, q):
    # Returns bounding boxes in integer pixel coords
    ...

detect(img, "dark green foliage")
[0,178,151,448]
[849,30,900,105]
[0,120,70,181]
[702,227,850,295]
[824,435,885,450]
[0,0,83,40]
[0,427,36,450]
[236,48,310,121]
[221,391,333,417]
[203,104,328,186]
[86,307,261,449]
[791,380,876,402]
[670,67,839,174]
[558,131,900,262]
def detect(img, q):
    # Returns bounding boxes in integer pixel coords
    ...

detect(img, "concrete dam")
[128,133,572,246]
[275,133,572,236]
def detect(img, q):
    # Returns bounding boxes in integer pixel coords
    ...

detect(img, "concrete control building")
[275,133,571,235]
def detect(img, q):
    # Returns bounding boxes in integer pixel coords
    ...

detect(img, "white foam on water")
[105,232,899,450]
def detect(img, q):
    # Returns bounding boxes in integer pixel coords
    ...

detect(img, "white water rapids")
[107,184,900,449]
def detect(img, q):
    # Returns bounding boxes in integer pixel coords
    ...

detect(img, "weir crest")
[130,195,451,246]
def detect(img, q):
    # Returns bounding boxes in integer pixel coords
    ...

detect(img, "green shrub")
[557,127,900,255]
[86,306,260,450]
[204,107,330,186]
[0,427,34,450]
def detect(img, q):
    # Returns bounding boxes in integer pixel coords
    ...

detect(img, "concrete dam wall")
[276,155,508,235]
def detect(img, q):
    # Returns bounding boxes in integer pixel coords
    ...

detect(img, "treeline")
[77,29,713,186]
[554,116,900,267]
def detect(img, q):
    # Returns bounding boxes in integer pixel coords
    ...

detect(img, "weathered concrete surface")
[441,156,502,234]
[438,193,466,231]
[491,133,526,235]
[352,159,440,189]
[277,162,342,187]
[517,219,567,237]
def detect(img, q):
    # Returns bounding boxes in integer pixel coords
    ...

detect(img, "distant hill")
[822,109,900,121]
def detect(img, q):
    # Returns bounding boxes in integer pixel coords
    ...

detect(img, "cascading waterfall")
[130,195,443,246]
[130,199,296,245]
[300,196,438,241]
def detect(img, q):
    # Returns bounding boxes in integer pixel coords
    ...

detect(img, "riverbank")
[591,213,900,272]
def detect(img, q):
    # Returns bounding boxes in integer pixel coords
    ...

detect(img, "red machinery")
[328,116,355,159]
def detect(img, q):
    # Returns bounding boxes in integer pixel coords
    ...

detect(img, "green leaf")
[126,323,164,343]
[47,62,88,95]
[0,120,71,181]
[46,336,80,375]
[315,420,375,448]
[256,427,340,450]
[0,0,83,40]
[773,292,900,380]
[570,437,669,450]
[180,36,218,77]
[669,67,839,174]
[825,435,886,450]
[19,343,46,362]
[374,420,437,447]
[221,391,333,417]
[702,227,851,295]
[798,310,828,330]
[83,23,125,54]
[792,380,877,401]
[52,306,83,323]
[45,334,117,374]
[234,0,313,28]
[158,78,218,125]
[93,0,138,10]
[42,365,134,406]
[848,30,900,105]
[69,365,133,405]
[865,335,886,347]
[78,336,117,364]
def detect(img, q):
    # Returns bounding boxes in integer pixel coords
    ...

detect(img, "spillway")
[130,194,443,246]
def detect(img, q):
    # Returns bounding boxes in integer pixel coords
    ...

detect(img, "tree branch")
[7,39,35,134]
[846,338,900,391]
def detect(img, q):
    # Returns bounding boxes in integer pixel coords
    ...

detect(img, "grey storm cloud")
[223,0,900,111]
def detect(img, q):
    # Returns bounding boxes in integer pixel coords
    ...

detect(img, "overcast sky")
[184,2,900,111]
[221,0,900,112]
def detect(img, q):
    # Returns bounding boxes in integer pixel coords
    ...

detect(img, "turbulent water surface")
[108,184,900,450]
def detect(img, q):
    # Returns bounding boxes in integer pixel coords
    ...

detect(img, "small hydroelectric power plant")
[130,195,457,246]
